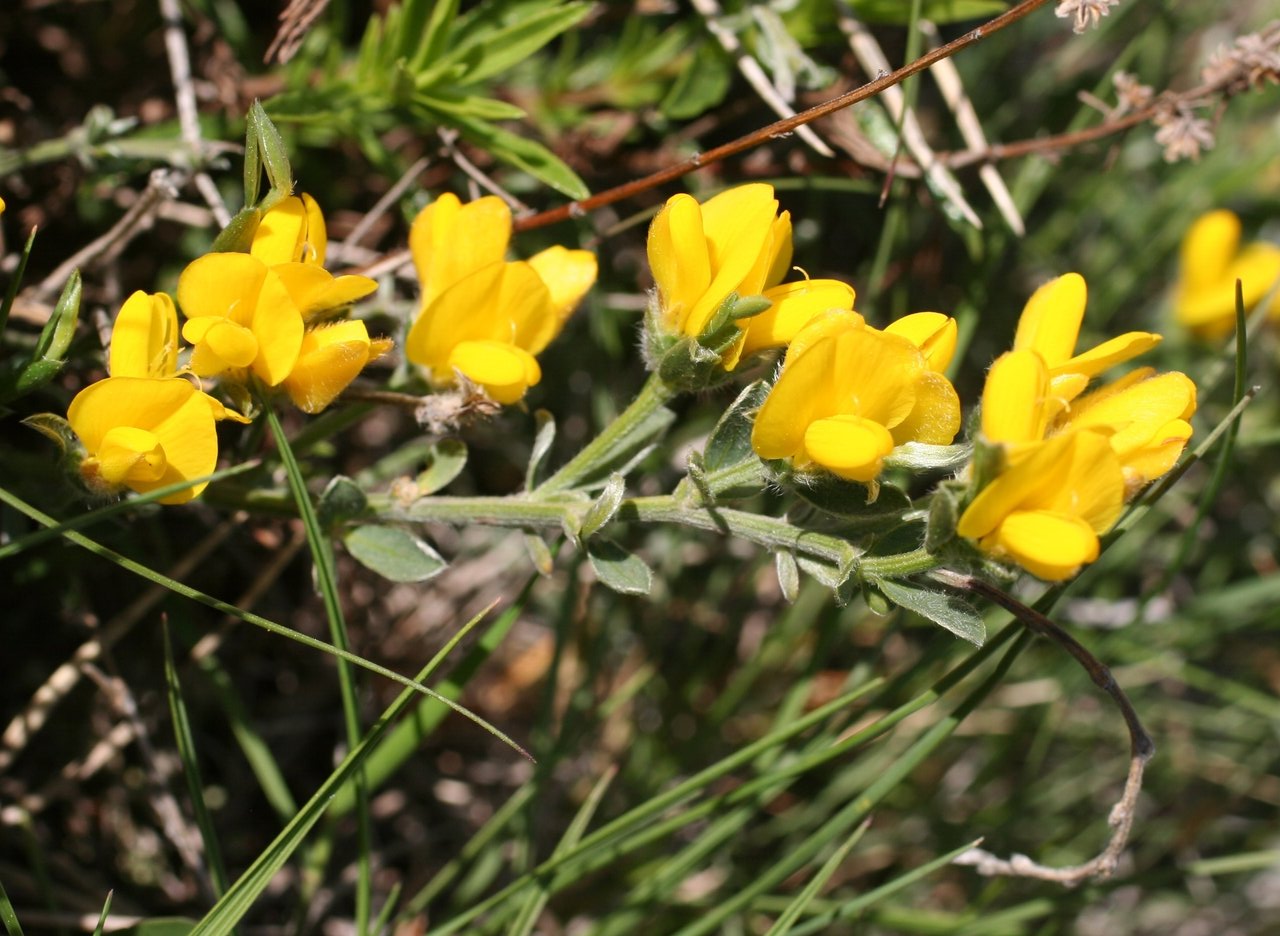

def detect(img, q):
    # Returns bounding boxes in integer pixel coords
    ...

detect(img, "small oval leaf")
[877,577,985,645]
[580,473,625,539]
[344,525,446,583]
[585,537,652,595]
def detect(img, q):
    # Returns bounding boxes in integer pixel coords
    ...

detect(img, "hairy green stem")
[536,370,679,493]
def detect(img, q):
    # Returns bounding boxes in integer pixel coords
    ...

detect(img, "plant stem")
[536,370,679,493]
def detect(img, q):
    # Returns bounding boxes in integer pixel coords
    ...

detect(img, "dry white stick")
[689,0,835,158]
[158,0,231,226]
[33,170,182,301]
[333,157,432,264]
[921,20,1025,235]
[835,3,983,229]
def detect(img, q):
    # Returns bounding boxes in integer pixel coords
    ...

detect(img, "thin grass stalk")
[262,402,372,934]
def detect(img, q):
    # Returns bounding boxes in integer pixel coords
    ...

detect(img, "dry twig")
[932,569,1154,886]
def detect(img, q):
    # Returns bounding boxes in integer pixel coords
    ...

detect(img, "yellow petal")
[272,262,377,317]
[884,311,957,373]
[177,253,269,326]
[779,309,865,367]
[741,279,856,356]
[448,339,542,404]
[833,327,920,429]
[980,350,1049,446]
[406,262,507,376]
[1013,273,1086,367]
[685,185,779,334]
[95,425,167,485]
[411,194,512,308]
[1179,209,1240,294]
[249,269,306,386]
[1121,419,1193,488]
[752,333,840,459]
[647,194,711,334]
[526,245,597,325]
[958,431,1078,539]
[1055,331,1161,380]
[186,319,259,376]
[762,211,794,290]
[283,320,375,414]
[499,261,557,355]
[110,291,179,378]
[803,414,895,482]
[1176,241,1280,337]
[994,509,1100,581]
[1042,429,1125,534]
[892,370,961,446]
[1069,371,1196,446]
[251,195,309,266]
[300,193,327,265]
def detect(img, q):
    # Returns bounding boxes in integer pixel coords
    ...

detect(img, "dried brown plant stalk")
[932,569,1155,886]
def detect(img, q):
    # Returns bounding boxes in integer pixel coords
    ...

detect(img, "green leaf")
[451,115,589,199]
[317,475,369,531]
[704,380,770,473]
[876,577,985,645]
[31,268,81,363]
[525,410,556,490]
[586,537,652,595]
[414,90,527,122]
[414,0,462,70]
[163,625,229,897]
[661,39,732,120]
[242,121,261,206]
[791,474,912,529]
[580,473,625,539]
[248,101,292,201]
[522,531,555,576]
[0,878,25,936]
[0,226,38,338]
[417,438,468,494]
[187,608,497,936]
[209,206,262,253]
[853,0,1007,24]
[344,525,447,583]
[90,892,112,936]
[775,550,800,603]
[425,2,593,87]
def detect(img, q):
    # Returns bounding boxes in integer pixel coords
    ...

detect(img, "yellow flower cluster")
[405,193,597,404]
[1175,209,1280,338]
[66,195,387,503]
[178,194,388,413]
[957,274,1196,580]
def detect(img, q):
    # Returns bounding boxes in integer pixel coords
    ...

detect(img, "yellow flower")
[1174,209,1280,338]
[250,194,378,318]
[67,376,219,504]
[646,184,855,363]
[283,320,393,414]
[956,429,1125,581]
[176,252,305,386]
[405,194,597,404]
[1012,272,1161,403]
[751,311,961,482]
[0,195,6,215]
[959,275,1198,579]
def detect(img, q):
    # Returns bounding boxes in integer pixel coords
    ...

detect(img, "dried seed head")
[1112,71,1154,115]
[1055,0,1121,35]
[1153,105,1216,163]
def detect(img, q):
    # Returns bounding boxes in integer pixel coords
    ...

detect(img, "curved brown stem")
[931,568,1154,886]
[508,0,1054,233]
